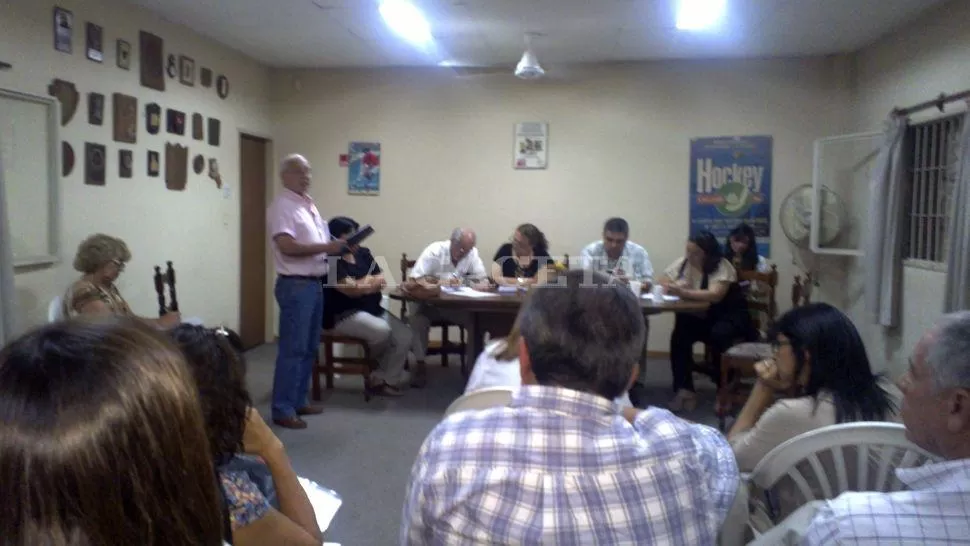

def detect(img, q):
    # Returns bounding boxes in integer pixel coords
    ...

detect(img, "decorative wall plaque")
[192,113,203,140]
[216,75,229,99]
[48,79,79,126]
[139,31,165,91]
[116,39,131,70]
[146,102,161,134]
[193,154,204,174]
[208,158,222,188]
[112,93,137,143]
[179,55,195,86]
[165,143,188,191]
[166,54,177,78]
[166,109,185,135]
[200,67,213,88]
[87,92,104,125]
[207,117,220,146]
[85,22,103,62]
[147,150,160,176]
[119,149,133,178]
[62,141,75,176]
[84,143,106,186]
[53,7,73,54]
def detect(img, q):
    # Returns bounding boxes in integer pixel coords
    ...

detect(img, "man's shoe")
[273,416,308,429]
[296,405,324,416]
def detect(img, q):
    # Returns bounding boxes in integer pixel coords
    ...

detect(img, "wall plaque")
[146,102,161,134]
[112,93,137,143]
[62,141,75,177]
[207,117,220,146]
[48,79,79,126]
[165,143,188,191]
[147,150,160,177]
[166,109,185,135]
[139,31,165,91]
[85,142,106,186]
[87,92,104,125]
[119,149,133,178]
[192,113,204,140]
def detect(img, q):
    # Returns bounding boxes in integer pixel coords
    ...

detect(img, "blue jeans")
[272,276,324,420]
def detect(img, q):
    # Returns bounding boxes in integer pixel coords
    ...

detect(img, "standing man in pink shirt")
[267,154,346,429]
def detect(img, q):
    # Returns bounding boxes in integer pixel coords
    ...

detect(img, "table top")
[387,287,709,314]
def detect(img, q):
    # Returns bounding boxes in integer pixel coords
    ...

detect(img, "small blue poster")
[348,142,380,195]
[689,135,772,257]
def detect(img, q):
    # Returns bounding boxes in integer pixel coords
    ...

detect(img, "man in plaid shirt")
[400,270,739,545]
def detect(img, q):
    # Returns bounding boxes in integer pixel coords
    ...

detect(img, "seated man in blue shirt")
[401,269,738,545]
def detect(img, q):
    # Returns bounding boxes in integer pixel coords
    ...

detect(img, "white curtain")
[0,139,18,346]
[864,118,908,327]
[944,112,970,312]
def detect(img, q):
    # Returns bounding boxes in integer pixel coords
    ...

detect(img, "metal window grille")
[905,115,962,263]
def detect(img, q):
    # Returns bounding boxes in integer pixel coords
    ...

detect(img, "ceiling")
[125,0,949,69]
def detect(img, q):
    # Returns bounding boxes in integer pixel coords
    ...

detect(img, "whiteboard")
[0,89,59,267]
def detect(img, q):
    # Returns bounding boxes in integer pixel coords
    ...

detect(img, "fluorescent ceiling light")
[379,0,433,46]
[676,0,726,31]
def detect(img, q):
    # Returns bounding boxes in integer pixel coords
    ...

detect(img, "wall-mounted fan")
[779,184,847,248]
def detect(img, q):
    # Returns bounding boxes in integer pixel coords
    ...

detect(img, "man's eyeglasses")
[111,259,126,271]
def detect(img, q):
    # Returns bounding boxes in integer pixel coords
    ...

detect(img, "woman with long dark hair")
[724,223,769,273]
[0,317,223,546]
[491,223,552,287]
[728,303,897,471]
[658,231,756,411]
[170,325,323,546]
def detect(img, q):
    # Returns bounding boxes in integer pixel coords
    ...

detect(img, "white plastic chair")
[444,387,515,416]
[740,422,939,540]
[47,295,64,323]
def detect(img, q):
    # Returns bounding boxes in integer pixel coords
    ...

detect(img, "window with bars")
[904,115,962,264]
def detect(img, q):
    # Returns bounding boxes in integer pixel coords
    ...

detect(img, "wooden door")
[239,134,268,349]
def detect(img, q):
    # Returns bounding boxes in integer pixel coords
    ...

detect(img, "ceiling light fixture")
[379,0,433,46]
[675,0,726,31]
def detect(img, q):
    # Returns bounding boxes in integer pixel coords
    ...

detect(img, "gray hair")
[926,311,970,390]
[518,269,645,399]
[450,228,463,243]
[279,153,307,174]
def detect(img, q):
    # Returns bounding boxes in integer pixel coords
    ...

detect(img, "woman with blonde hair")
[0,316,225,545]
[62,233,181,328]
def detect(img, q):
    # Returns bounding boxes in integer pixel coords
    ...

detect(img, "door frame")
[237,129,274,345]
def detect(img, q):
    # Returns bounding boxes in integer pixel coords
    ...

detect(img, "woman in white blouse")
[466,316,635,408]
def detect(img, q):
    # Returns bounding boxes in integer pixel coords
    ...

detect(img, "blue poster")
[689,135,772,258]
[348,142,380,195]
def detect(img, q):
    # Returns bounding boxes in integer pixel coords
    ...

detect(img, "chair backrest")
[47,295,64,322]
[792,274,812,308]
[444,387,515,417]
[740,264,778,332]
[399,253,417,318]
[748,422,939,526]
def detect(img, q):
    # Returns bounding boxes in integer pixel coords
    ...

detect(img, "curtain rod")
[892,89,970,117]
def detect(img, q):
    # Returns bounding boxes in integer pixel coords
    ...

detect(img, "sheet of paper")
[450,286,499,298]
[642,293,681,302]
[299,477,342,532]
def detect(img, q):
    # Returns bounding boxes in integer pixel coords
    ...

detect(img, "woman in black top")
[323,217,418,396]
[490,223,552,287]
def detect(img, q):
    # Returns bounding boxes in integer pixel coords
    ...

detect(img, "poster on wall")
[689,135,772,258]
[514,122,548,169]
[347,142,380,195]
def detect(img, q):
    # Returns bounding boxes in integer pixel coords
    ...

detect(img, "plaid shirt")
[580,240,654,282]
[400,385,738,545]
[801,458,970,544]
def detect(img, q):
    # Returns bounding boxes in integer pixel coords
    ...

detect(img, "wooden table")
[388,287,708,376]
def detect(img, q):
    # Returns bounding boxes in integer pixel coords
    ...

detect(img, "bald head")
[449,228,477,264]
[280,154,311,194]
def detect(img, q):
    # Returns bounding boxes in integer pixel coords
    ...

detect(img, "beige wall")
[846,0,970,377]
[270,58,854,349]
[1,0,274,334]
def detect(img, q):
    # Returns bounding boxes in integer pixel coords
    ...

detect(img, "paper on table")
[450,286,499,298]
[642,293,680,302]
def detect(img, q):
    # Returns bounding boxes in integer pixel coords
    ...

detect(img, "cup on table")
[629,279,643,297]
[652,284,665,301]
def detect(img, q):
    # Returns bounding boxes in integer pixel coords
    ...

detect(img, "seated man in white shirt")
[752,311,970,545]
[403,228,488,387]
[580,217,654,408]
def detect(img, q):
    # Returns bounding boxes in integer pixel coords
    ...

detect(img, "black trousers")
[669,311,754,393]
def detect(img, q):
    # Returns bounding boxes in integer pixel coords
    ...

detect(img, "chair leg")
[460,326,467,369]
[441,326,449,367]
[324,340,335,390]
[312,355,322,401]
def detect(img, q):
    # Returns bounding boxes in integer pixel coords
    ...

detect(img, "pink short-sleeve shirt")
[267,189,331,277]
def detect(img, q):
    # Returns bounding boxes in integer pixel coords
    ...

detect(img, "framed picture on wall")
[179,55,195,86]
[53,7,74,54]
[117,39,131,70]
[86,22,103,62]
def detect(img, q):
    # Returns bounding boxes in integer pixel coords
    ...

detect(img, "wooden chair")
[313,331,379,402]
[399,253,466,368]
[717,273,812,430]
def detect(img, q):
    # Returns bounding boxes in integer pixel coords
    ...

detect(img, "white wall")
[0,0,274,333]
[846,0,970,376]
[270,58,854,349]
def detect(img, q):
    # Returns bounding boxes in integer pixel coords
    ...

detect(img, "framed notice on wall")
[514,122,547,169]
